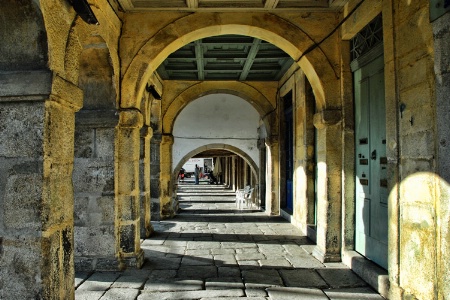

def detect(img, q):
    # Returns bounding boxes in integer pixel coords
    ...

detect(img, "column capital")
[119,109,143,128]
[161,134,174,145]
[141,125,153,138]
[265,135,279,146]
[313,109,342,129]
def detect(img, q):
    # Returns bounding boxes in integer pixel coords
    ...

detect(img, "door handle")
[371,149,377,160]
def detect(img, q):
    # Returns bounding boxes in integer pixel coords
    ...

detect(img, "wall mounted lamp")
[69,0,99,25]
[146,84,162,100]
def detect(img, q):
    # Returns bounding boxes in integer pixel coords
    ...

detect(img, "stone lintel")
[119,109,143,128]
[313,109,342,129]
[75,109,119,127]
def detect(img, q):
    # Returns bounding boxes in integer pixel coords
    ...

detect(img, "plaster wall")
[172,94,260,171]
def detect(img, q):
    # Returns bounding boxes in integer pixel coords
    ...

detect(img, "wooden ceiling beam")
[186,0,199,9]
[264,0,279,9]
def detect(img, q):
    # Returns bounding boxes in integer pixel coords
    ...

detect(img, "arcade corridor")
[75,184,383,299]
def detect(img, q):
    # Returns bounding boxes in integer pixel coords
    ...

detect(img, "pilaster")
[160,134,175,219]
[140,126,154,238]
[115,109,144,269]
[312,109,343,262]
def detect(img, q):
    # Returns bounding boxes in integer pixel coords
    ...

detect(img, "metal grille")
[351,14,383,61]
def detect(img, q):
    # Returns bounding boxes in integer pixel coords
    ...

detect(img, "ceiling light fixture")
[69,0,99,25]
[146,84,162,100]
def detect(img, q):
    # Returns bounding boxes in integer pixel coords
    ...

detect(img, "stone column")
[266,135,280,216]
[231,156,237,191]
[0,72,82,299]
[115,109,144,269]
[140,126,154,238]
[258,139,267,209]
[160,134,175,219]
[312,109,342,262]
[150,134,162,220]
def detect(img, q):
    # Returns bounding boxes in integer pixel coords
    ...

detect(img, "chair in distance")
[236,185,254,209]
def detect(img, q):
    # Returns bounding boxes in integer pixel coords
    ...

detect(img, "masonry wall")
[73,113,117,271]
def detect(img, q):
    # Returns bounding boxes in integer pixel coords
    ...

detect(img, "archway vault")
[121,12,341,112]
[162,81,276,135]
[173,143,259,181]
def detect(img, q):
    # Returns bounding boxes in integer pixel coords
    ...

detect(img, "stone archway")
[120,12,339,111]
[162,81,276,136]
[174,144,259,182]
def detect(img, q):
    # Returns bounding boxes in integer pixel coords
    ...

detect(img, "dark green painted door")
[354,54,388,269]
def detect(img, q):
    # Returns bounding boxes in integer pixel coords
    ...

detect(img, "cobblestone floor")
[75,183,384,299]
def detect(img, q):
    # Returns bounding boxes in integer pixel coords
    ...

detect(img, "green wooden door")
[354,54,388,269]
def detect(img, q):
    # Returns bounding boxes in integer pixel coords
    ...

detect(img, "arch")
[172,144,259,182]
[162,81,275,135]
[121,12,336,111]
[78,36,116,110]
[0,0,48,72]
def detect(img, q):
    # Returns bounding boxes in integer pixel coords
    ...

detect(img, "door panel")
[354,55,388,269]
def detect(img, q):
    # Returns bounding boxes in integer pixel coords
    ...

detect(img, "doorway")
[353,46,388,269]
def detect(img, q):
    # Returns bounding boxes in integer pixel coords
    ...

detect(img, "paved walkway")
[75,184,384,299]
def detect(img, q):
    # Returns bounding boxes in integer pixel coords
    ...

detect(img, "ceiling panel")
[157,34,294,81]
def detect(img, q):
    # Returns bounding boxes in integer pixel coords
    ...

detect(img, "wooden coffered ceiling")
[157,34,294,81]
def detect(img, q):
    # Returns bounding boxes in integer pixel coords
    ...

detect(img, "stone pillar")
[231,156,237,191]
[312,109,342,262]
[0,73,82,299]
[160,134,175,219]
[258,139,267,209]
[115,109,144,269]
[266,135,280,216]
[150,134,161,221]
[140,126,154,238]
[73,109,118,271]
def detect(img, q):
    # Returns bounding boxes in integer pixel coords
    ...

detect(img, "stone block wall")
[73,112,117,271]
[0,102,46,298]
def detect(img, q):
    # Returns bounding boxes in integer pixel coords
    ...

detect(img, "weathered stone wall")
[73,111,117,271]
[433,11,450,300]
[393,2,437,299]
[0,102,46,298]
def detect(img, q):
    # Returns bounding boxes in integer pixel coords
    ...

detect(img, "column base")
[120,249,145,270]
[312,245,341,263]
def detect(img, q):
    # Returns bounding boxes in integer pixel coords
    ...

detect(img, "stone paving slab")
[77,272,120,291]
[259,258,293,268]
[267,287,329,300]
[143,279,203,292]
[138,288,245,300]
[242,269,284,288]
[75,272,90,288]
[316,268,368,288]
[75,184,384,299]
[324,287,385,299]
[205,277,245,289]
[279,269,328,288]
[177,265,218,279]
[75,290,104,300]
[111,275,147,289]
[100,288,140,300]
